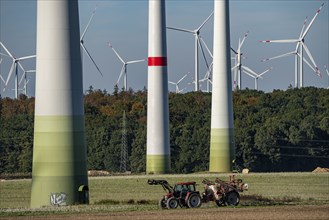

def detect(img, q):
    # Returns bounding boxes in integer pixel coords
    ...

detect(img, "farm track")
[1,205,328,220]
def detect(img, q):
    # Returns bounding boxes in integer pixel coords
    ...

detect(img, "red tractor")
[147,179,202,209]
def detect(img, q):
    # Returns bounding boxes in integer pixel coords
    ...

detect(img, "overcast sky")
[0,0,328,98]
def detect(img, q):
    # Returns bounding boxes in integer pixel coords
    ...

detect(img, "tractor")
[147,179,202,209]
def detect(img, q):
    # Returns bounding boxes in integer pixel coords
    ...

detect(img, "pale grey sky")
[0,0,328,98]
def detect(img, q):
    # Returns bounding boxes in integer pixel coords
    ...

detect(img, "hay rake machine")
[202,175,249,206]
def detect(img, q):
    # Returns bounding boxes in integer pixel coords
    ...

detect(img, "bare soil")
[1,205,328,220]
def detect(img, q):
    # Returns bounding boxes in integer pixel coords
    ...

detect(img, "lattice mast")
[120,110,128,172]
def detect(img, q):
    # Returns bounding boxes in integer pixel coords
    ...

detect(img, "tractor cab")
[148,179,202,209]
[173,182,197,198]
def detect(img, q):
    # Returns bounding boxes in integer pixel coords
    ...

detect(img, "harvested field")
[0,173,328,219]
[1,205,328,220]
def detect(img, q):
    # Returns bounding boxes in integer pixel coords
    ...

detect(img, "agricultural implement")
[202,175,248,206]
[147,179,202,209]
[148,175,248,209]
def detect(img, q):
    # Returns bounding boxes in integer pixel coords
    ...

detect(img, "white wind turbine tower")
[167,11,213,91]
[169,73,188,93]
[0,41,36,99]
[242,67,273,90]
[260,3,324,88]
[108,43,145,91]
[231,31,249,90]
[80,6,103,77]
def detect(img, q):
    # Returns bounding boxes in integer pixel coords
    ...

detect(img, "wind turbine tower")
[31,0,89,207]
[210,0,235,172]
[147,0,170,174]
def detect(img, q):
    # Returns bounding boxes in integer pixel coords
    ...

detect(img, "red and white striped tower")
[146,0,170,173]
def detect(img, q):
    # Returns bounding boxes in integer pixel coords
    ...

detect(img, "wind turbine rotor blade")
[259,39,299,43]
[17,55,36,61]
[166,26,194,34]
[299,16,308,39]
[177,74,188,84]
[261,51,295,62]
[243,70,257,79]
[302,42,321,75]
[4,62,15,91]
[241,65,259,76]
[259,67,273,77]
[126,59,145,64]
[0,58,2,64]
[168,81,176,85]
[203,62,213,79]
[301,3,324,39]
[231,47,238,55]
[81,43,103,76]
[0,52,11,58]
[179,87,186,93]
[197,11,214,31]
[200,36,213,58]
[0,74,5,84]
[298,53,316,73]
[108,43,126,64]
[117,65,126,84]
[80,6,98,41]
[18,62,26,85]
[199,77,207,83]
[19,72,26,85]
[0,41,14,58]
[197,35,210,71]
[231,63,239,70]
[239,31,249,49]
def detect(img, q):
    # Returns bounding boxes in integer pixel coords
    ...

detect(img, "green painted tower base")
[146,154,170,174]
[31,116,88,207]
[209,128,235,172]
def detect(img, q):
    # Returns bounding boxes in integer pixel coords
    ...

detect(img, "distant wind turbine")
[231,31,249,90]
[167,11,214,91]
[80,6,103,77]
[242,67,273,90]
[108,42,145,91]
[169,72,188,93]
[0,41,36,99]
[260,3,324,88]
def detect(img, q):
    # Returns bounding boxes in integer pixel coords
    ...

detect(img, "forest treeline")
[0,86,328,174]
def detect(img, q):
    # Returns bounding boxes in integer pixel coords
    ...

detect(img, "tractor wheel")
[187,194,202,208]
[167,197,178,209]
[225,191,240,206]
[159,197,167,209]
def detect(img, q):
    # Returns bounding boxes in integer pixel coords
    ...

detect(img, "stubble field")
[0,172,328,219]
